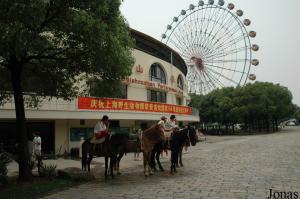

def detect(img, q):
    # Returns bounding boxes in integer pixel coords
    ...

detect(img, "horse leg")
[81,155,86,171]
[150,149,157,172]
[105,156,109,179]
[110,156,114,179]
[174,151,179,173]
[143,152,148,176]
[176,147,181,168]
[156,150,164,171]
[116,152,124,175]
[179,147,184,167]
[170,150,174,174]
[81,148,87,171]
[148,151,153,175]
[87,150,94,172]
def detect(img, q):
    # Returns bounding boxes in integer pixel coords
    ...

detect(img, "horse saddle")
[90,136,105,144]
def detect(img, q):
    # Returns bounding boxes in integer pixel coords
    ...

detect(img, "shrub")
[40,164,57,177]
[0,152,12,185]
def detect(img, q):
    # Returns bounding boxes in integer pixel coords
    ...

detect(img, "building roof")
[130,29,187,75]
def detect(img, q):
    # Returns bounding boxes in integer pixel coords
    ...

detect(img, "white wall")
[127,49,190,105]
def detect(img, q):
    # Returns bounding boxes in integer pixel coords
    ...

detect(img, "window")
[121,85,127,99]
[149,63,166,84]
[147,90,167,103]
[177,75,184,90]
[70,128,94,141]
[176,97,182,105]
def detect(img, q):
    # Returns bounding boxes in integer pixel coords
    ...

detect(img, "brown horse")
[141,124,165,176]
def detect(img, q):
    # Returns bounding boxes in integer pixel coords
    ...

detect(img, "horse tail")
[81,140,88,170]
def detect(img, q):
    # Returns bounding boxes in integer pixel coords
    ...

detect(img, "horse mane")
[142,124,163,140]
[142,124,159,134]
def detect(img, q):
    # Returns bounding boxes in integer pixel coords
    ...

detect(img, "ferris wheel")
[161,0,259,95]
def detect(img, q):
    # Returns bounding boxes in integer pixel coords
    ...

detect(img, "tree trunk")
[10,64,32,181]
[275,118,278,131]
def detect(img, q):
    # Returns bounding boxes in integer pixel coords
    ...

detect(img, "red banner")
[77,97,192,115]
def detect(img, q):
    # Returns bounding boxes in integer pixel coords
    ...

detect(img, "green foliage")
[190,82,296,133]
[292,105,300,124]
[0,0,134,101]
[40,164,57,177]
[0,0,134,181]
[0,178,79,199]
[0,152,12,185]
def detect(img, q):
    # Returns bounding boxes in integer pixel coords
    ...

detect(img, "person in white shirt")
[91,115,110,144]
[33,131,43,175]
[33,131,42,157]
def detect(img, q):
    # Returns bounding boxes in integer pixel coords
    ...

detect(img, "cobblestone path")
[42,127,300,199]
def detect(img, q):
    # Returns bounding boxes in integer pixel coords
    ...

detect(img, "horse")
[150,126,198,172]
[170,126,197,174]
[150,141,166,172]
[81,132,129,179]
[141,124,165,176]
[113,133,141,175]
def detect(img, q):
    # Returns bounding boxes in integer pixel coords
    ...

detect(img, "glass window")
[176,97,182,105]
[149,63,166,84]
[177,75,184,90]
[121,85,127,99]
[147,90,166,103]
[70,128,94,141]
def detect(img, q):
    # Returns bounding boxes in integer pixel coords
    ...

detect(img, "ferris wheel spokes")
[162,1,259,94]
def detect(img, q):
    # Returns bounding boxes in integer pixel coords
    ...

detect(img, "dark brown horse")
[170,126,197,174]
[151,126,198,172]
[141,124,165,176]
[81,132,129,179]
[114,134,141,175]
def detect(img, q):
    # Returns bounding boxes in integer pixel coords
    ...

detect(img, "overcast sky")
[120,0,300,105]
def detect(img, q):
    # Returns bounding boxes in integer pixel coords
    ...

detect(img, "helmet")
[170,115,176,120]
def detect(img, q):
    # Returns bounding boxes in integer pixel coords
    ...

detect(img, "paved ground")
[38,126,300,199]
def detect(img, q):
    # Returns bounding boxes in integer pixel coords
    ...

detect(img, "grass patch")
[0,177,83,199]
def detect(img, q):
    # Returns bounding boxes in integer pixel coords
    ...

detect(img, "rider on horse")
[158,115,178,148]
[91,115,110,144]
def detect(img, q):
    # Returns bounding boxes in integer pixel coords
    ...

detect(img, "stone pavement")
[39,127,300,198]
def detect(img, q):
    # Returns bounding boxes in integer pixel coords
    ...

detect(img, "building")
[0,29,199,155]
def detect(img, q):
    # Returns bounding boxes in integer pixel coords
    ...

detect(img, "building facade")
[0,29,199,155]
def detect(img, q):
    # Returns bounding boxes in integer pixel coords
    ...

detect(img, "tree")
[190,82,295,134]
[0,0,134,181]
[293,105,300,125]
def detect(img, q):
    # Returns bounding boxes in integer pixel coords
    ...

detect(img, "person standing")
[33,131,42,175]
[134,129,142,160]
[33,131,42,157]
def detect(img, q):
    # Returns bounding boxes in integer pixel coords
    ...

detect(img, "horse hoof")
[160,168,165,172]
[150,171,154,175]
[117,172,121,175]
